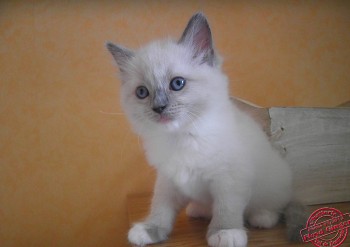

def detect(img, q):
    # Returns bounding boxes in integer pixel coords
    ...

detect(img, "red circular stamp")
[300,207,350,247]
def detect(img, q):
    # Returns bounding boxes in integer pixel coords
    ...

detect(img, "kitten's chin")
[153,116,183,132]
[164,122,182,132]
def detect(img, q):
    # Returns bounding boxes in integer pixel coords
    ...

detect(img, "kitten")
[107,13,306,247]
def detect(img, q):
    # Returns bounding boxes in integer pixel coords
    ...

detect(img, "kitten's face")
[107,13,226,133]
[121,41,213,132]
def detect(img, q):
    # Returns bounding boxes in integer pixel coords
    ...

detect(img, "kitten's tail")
[283,201,309,242]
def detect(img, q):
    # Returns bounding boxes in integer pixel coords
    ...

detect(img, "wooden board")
[269,107,350,205]
[127,194,350,247]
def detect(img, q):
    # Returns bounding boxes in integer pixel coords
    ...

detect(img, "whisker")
[186,108,211,144]
[184,109,200,133]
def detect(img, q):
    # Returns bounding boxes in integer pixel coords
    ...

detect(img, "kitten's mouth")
[157,115,173,124]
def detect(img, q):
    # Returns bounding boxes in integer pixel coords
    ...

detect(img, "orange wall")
[0,1,349,247]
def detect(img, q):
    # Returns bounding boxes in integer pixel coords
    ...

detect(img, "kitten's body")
[107,13,304,247]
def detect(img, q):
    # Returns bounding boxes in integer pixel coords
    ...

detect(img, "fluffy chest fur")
[147,133,213,202]
[143,108,249,202]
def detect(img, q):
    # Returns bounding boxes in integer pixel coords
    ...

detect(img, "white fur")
[186,202,212,219]
[121,40,292,208]
[247,210,280,228]
[122,41,292,245]
[108,13,293,247]
[207,229,248,247]
[128,224,154,246]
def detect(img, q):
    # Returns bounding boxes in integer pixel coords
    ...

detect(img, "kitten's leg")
[207,177,249,247]
[128,175,187,246]
[186,201,212,219]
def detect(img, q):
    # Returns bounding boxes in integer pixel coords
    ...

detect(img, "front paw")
[207,229,247,247]
[128,222,169,246]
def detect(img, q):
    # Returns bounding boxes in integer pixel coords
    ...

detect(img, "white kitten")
[107,13,306,247]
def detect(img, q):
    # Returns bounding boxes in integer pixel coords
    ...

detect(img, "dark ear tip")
[105,41,115,51]
[193,12,206,18]
[191,12,208,22]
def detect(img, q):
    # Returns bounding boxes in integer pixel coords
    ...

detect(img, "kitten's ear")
[106,42,134,72]
[179,13,215,66]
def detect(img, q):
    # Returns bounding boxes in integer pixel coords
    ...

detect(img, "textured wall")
[0,1,349,246]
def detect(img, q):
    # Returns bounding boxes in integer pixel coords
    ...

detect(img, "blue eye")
[135,86,149,99]
[170,77,186,91]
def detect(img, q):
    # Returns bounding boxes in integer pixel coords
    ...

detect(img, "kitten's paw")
[207,229,247,247]
[248,210,279,229]
[128,223,169,246]
[186,202,212,219]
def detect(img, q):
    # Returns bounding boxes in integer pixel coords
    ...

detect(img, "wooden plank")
[269,107,350,205]
[127,194,350,247]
